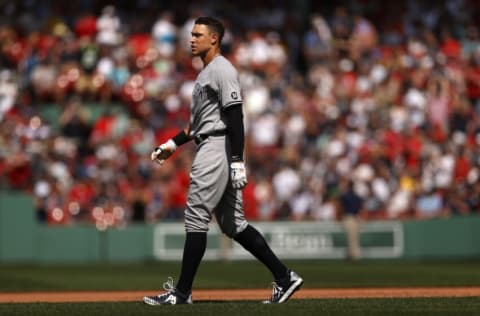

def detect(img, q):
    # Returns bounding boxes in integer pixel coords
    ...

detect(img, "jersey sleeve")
[217,62,242,109]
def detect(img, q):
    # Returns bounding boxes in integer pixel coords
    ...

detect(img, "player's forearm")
[172,125,192,147]
[225,104,244,162]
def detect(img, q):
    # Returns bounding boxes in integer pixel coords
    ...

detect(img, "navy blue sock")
[234,225,288,280]
[176,232,207,295]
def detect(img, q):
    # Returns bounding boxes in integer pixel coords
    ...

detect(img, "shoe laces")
[269,282,284,301]
[163,277,175,292]
[156,277,175,299]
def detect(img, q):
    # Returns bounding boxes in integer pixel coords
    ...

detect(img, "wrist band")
[172,130,190,146]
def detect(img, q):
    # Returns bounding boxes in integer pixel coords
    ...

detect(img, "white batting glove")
[230,162,247,189]
[151,139,177,165]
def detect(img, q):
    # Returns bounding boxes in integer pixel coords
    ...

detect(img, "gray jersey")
[189,55,242,136]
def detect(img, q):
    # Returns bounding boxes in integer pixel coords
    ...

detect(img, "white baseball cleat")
[143,277,193,305]
[263,270,303,304]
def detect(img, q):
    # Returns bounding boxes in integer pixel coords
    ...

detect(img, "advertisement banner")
[153,221,404,260]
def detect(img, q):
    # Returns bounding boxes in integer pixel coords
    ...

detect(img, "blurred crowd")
[1,0,480,228]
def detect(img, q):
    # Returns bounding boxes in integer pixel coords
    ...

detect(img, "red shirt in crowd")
[74,14,97,38]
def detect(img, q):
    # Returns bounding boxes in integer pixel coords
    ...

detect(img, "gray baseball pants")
[185,135,248,237]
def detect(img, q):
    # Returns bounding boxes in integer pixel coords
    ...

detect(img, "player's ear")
[211,32,218,45]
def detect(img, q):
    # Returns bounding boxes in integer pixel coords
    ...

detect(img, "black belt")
[194,130,226,145]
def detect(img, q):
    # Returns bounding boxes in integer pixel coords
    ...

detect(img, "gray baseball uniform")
[185,55,248,237]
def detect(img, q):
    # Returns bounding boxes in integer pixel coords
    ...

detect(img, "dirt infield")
[1,288,480,303]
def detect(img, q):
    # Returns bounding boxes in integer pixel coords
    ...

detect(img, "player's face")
[190,24,215,56]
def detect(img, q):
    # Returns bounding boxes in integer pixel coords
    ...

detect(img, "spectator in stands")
[96,5,122,47]
[414,187,446,219]
[151,11,177,58]
[0,70,17,121]
[303,14,332,65]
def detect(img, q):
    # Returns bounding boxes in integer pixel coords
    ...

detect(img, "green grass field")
[1,260,480,315]
[2,298,480,316]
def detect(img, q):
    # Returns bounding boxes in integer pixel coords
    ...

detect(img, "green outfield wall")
[1,192,479,263]
[0,192,35,261]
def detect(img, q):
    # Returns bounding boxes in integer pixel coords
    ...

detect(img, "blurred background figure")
[96,5,122,47]
[152,11,177,58]
[0,70,17,121]
[339,179,363,261]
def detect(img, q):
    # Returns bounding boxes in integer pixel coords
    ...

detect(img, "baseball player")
[143,16,303,305]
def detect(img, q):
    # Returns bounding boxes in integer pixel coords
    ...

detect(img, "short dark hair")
[194,16,225,44]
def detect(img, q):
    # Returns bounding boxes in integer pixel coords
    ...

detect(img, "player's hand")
[230,162,247,189]
[151,139,177,165]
